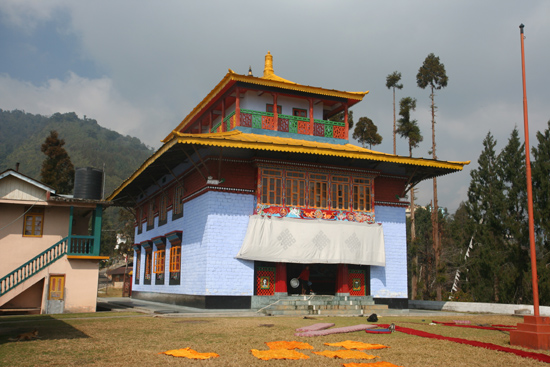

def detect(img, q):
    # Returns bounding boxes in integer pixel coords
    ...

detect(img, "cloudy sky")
[1,1,549,212]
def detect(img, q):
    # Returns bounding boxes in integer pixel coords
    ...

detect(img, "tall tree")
[353,116,382,149]
[396,96,423,299]
[498,127,529,303]
[466,132,507,302]
[532,121,550,251]
[417,53,448,300]
[386,71,403,155]
[40,130,75,194]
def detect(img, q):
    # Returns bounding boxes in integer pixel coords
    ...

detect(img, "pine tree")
[466,132,507,302]
[40,130,75,194]
[497,128,529,303]
[352,117,382,149]
[386,71,403,155]
[417,53,448,300]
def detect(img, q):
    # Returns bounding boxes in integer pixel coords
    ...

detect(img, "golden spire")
[263,51,274,78]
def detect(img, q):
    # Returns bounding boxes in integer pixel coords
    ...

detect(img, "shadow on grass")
[0,315,90,345]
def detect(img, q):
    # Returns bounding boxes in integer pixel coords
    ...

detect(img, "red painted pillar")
[275,262,287,295]
[344,104,349,139]
[336,264,349,296]
[273,93,278,131]
[235,87,240,128]
[309,98,314,135]
[221,99,226,132]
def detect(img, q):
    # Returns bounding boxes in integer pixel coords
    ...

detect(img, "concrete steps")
[256,295,389,316]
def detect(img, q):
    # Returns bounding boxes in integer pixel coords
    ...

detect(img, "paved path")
[97,297,467,318]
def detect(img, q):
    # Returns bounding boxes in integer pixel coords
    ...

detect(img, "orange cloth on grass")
[344,362,403,367]
[251,349,309,360]
[266,341,314,350]
[325,340,389,350]
[313,349,379,359]
[160,347,219,359]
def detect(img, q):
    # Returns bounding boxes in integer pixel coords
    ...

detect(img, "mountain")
[0,109,154,197]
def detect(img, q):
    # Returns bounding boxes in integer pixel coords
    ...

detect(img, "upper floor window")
[331,176,350,210]
[292,108,307,118]
[353,178,372,212]
[23,208,44,237]
[309,173,328,208]
[261,169,283,205]
[258,167,373,213]
[159,193,168,224]
[147,199,155,228]
[266,104,282,114]
[173,185,184,218]
[285,171,306,207]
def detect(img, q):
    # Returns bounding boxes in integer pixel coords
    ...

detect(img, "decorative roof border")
[108,130,470,202]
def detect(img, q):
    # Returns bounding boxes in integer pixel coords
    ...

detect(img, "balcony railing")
[211,109,347,139]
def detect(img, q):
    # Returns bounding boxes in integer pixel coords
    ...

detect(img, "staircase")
[255,295,389,316]
[0,235,97,307]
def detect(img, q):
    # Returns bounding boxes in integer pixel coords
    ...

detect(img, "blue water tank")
[74,167,103,200]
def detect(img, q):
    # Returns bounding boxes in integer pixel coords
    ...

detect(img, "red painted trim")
[235,87,240,127]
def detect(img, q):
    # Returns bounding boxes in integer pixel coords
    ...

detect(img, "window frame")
[331,176,350,210]
[266,104,282,114]
[353,178,372,212]
[261,169,283,206]
[285,171,306,207]
[308,173,328,209]
[153,249,166,274]
[173,185,184,218]
[292,108,307,118]
[169,246,181,273]
[23,209,44,237]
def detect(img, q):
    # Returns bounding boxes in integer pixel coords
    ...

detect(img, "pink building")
[0,169,108,314]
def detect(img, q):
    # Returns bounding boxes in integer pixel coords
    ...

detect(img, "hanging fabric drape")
[236,216,385,266]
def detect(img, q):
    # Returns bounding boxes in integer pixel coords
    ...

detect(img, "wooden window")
[147,200,155,227]
[331,176,350,210]
[261,169,283,205]
[159,194,168,223]
[353,178,372,212]
[309,173,328,208]
[145,252,152,277]
[48,275,65,300]
[135,253,141,282]
[173,185,184,216]
[23,208,44,237]
[285,171,306,207]
[266,104,282,114]
[153,250,165,274]
[169,246,181,273]
[292,108,307,118]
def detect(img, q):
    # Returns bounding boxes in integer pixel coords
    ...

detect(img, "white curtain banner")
[236,216,386,266]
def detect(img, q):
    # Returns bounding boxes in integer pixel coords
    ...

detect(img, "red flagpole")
[519,23,540,317]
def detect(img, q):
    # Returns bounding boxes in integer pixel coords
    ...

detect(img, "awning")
[236,216,385,266]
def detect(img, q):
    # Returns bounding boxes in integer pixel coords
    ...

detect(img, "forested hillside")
[0,109,154,196]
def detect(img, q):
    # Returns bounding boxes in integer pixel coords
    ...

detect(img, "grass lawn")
[1,312,550,366]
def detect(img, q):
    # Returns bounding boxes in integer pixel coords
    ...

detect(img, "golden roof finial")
[263,51,274,78]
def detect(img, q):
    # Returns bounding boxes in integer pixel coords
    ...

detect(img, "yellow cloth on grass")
[344,362,403,367]
[325,340,389,350]
[160,347,219,359]
[251,349,309,360]
[266,341,314,350]
[313,349,379,360]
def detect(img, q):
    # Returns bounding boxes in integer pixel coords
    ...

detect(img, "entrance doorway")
[287,264,337,295]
